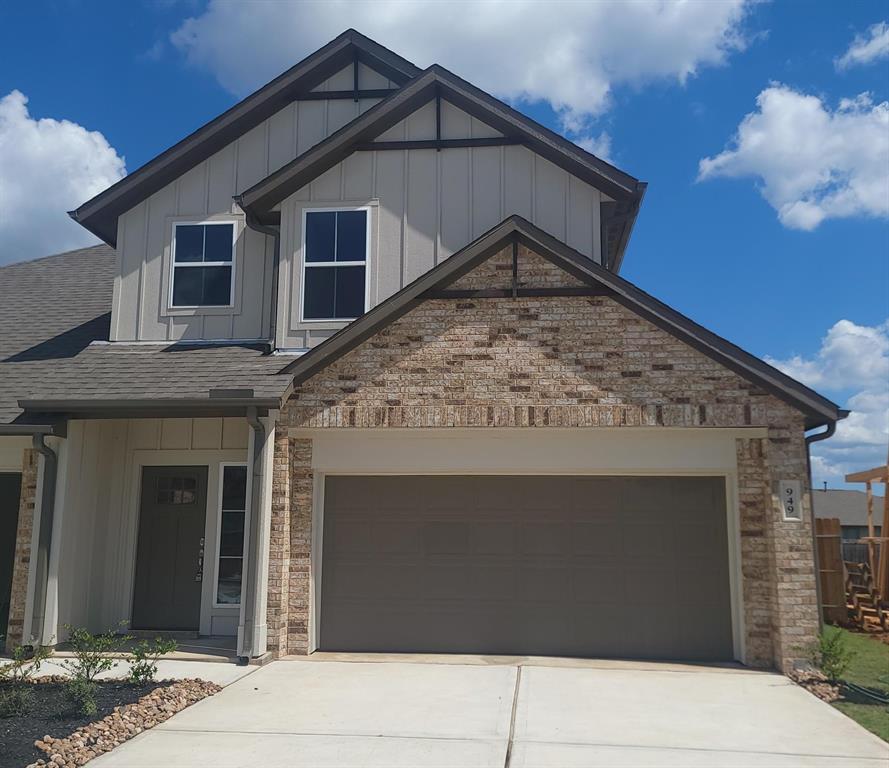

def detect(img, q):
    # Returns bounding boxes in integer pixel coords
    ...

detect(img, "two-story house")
[0,30,844,670]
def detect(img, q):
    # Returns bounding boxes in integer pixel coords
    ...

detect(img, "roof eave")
[281,215,843,429]
[237,66,642,220]
[68,30,421,248]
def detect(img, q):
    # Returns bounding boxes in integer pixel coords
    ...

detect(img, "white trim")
[305,428,748,664]
[299,206,372,323]
[213,462,249,608]
[125,450,246,637]
[169,220,237,309]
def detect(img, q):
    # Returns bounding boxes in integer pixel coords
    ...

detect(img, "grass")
[830,628,889,743]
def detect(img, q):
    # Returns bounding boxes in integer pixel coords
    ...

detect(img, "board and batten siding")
[276,99,609,349]
[110,63,394,342]
[51,417,250,637]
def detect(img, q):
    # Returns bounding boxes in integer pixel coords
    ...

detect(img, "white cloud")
[0,90,126,265]
[766,319,889,489]
[836,21,889,70]
[573,132,613,164]
[698,85,889,230]
[170,0,754,137]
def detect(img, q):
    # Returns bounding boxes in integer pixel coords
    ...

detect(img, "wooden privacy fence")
[816,517,846,625]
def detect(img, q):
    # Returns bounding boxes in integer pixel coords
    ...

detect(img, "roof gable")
[69,30,420,246]
[236,65,644,243]
[281,216,842,429]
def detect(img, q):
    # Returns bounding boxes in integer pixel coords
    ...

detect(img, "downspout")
[805,418,841,632]
[242,209,281,350]
[239,406,267,663]
[29,433,58,648]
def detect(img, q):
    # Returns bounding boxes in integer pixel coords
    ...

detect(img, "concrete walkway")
[90,657,889,767]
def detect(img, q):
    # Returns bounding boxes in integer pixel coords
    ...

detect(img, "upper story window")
[171,221,235,307]
[301,208,368,321]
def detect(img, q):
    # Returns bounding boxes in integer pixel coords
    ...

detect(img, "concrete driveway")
[92,657,889,767]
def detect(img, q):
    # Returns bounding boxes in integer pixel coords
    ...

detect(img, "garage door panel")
[471,521,518,554]
[320,475,733,660]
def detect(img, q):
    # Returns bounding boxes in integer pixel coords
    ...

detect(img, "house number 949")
[780,480,802,521]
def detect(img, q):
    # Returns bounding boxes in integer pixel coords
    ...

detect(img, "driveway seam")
[508,737,889,761]
[503,665,522,768]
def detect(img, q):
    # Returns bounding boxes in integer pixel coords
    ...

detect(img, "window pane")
[334,265,366,318]
[201,265,232,305]
[335,210,367,262]
[175,225,204,262]
[305,211,336,262]
[172,266,202,305]
[220,511,245,557]
[216,558,242,605]
[303,266,335,319]
[222,465,247,509]
[203,223,234,263]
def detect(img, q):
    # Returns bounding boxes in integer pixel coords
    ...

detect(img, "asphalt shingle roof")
[0,246,295,425]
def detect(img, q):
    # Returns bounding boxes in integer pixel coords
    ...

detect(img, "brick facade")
[6,448,37,652]
[265,244,820,670]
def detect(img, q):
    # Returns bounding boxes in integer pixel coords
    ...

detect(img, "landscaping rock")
[788,668,842,703]
[26,679,221,767]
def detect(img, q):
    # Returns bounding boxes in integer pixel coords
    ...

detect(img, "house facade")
[0,30,844,671]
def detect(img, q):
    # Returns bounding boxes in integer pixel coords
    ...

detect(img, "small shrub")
[64,678,98,717]
[0,685,33,718]
[810,626,856,682]
[128,637,178,685]
[59,623,130,684]
[0,644,50,685]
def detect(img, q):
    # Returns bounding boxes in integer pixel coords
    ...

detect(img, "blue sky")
[1,1,887,489]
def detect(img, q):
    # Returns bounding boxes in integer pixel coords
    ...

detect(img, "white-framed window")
[170,221,236,308]
[214,462,248,606]
[300,207,370,321]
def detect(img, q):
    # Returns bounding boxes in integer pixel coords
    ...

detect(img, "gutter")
[804,410,849,632]
[238,406,275,662]
[241,207,281,350]
[29,432,59,648]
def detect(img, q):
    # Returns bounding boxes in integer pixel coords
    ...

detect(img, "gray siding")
[277,103,607,349]
[111,63,393,342]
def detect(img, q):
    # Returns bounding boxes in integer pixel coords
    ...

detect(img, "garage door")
[320,475,733,660]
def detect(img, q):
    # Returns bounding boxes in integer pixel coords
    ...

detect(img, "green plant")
[64,678,97,717]
[0,685,33,717]
[58,623,130,684]
[0,644,50,685]
[810,626,857,682]
[128,637,177,685]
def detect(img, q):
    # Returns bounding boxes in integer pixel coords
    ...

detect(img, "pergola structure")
[845,462,889,604]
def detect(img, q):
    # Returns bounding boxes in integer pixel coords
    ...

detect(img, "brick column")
[736,426,820,671]
[765,426,820,671]
[736,437,776,667]
[265,428,291,656]
[288,438,313,655]
[6,449,37,652]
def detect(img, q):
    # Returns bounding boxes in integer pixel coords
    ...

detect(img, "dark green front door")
[132,466,207,631]
[0,473,22,639]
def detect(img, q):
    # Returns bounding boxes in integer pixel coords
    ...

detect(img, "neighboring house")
[0,30,845,671]
[813,489,883,541]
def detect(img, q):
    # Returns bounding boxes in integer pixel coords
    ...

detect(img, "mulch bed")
[0,677,220,768]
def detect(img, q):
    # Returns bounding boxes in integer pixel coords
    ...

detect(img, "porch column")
[237,411,276,659]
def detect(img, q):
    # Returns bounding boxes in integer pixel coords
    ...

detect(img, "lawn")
[831,628,889,743]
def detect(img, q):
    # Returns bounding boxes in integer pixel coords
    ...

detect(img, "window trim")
[169,220,238,310]
[299,206,371,323]
[213,461,249,608]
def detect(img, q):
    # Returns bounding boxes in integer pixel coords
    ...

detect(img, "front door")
[132,466,207,630]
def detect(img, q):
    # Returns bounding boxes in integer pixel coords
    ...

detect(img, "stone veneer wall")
[5,449,37,652]
[265,245,821,670]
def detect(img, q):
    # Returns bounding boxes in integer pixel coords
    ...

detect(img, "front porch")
[3,414,276,661]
